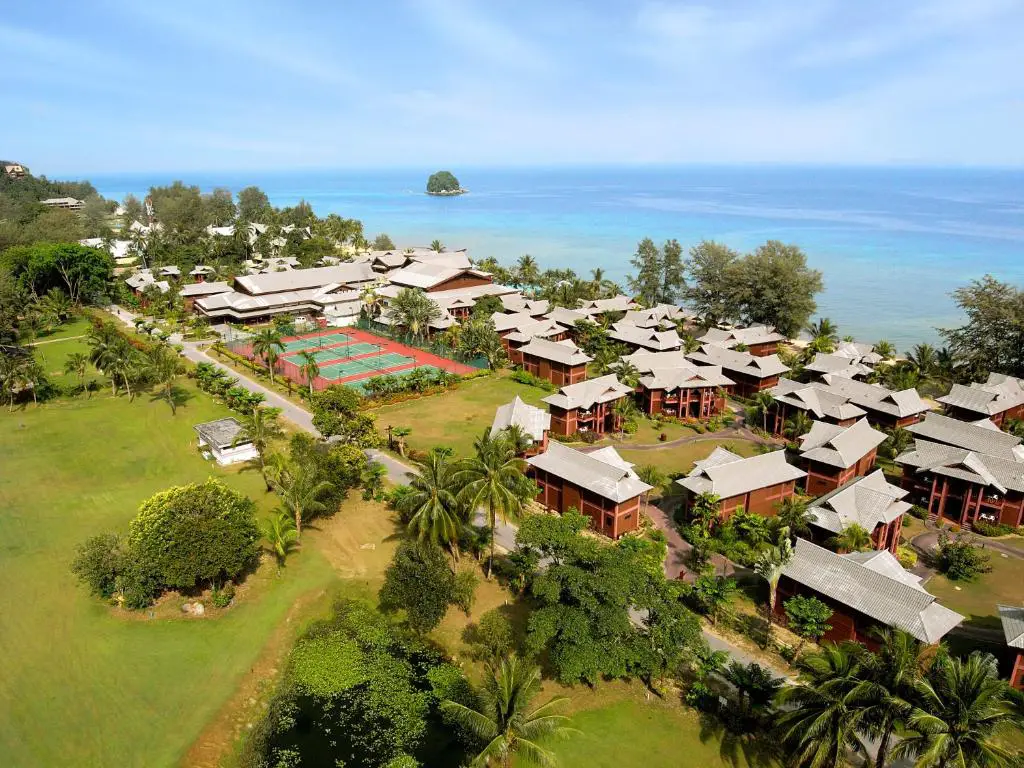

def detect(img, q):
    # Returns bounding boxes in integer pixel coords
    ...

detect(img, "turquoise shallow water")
[91,166,1024,350]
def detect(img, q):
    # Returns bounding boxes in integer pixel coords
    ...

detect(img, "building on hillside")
[768,378,867,435]
[40,196,85,210]
[387,262,494,293]
[798,418,887,495]
[698,324,787,356]
[542,374,633,437]
[607,321,683,352]
[577,295,640,315]
[526,441,652,539]
[775,538,963,648]
[677,447,807,518]
[937,374,1024,428]
[803,352,873,380]
[819,374,931,429]
[194,418,259,466]
[516,337,591,387]
[895,437,1024,529]
[807,471,910,554]
[636,363,734,419]
[206,224,235,237]
[687,344,790,398]
[2,162,26,177]
[80,237,137,267]
[490,396,551,456]
[997,605,1024,690]
[906,412,1024,460]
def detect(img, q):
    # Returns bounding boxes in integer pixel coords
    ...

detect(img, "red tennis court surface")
[230,326,475,391]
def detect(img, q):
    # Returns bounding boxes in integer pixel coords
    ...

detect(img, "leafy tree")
[426,170,462,194]
[261,508,299,571]
[783,595,833,655]
[127,479,260,592]
[934,532,992,581]
[236,185,273,223]
[71,533,128,599]
[940,276,1024,380]
[441,655,574,768]
[467,609,514,661]
[399,450,464,562]
[660,238,686,304]
[830,523,872,553]
[310,386,382,447]
[683,240,742,325]
[379,540,456,633]
[733,241,824,336]
[372,233,396,250]
[627,237,663,307]
[5,242,113,304]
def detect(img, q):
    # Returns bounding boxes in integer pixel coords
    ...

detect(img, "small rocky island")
[426,170,466,196]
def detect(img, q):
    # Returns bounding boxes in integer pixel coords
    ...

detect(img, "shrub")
[467,609,514,661]
[579,430,598,444]
[452,570,478,615]
[211,582,236,608]
[659,432,668,442]
[71,533,126,599]
[908,505,928,521]
[896,545,918,569]
[935,532,992,581]
[973,520,1016,537]
[510,368,556,392]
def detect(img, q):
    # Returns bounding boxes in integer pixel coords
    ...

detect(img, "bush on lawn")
[972,520,1016,537]
[935,532,992,581]
[896,545,918,569]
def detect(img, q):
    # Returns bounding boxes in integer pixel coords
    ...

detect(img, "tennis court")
[318,352,415,380]
[281,342,381,366]
[281,331,352,352]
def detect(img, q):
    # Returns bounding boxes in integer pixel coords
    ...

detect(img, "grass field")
[619,438,761,475]
[924,552,1024,630]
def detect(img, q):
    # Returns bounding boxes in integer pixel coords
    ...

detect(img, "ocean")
[90,166,1024,351]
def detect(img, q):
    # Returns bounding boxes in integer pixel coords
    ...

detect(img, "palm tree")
[390,287,441,344]
[144,344,181,414]
[723,661,783,724]
[361,287,382,321]
[806,317,839,350]
[269,456,335,537]
[775,496,813,538]
[776,642,870,768]
[0,355,27,410]
[37,288,73,326]
[430,238,445,253]
[881,426,913,460]
[360,461,387,500]
[239,406,285,491]
[753,530,793,645]
[749,390,775,433]
[391,426,412,457]
[635,464,666,509]
[63,351,89,393]
[251,327,285,383]
[297,350,319,395]
[260,508,299,572]
[873,340,895,360]
[399,451,463,562]
[830,523,872,553]
[441,655,574,768]
[502,424,533,457]
[784,409,813,441]
[934,347,956,385]
[681,333,701,354]
[516,254,540,292]
[454,428,532,579]
[907,343,938,378]
[611,360,641,388]
[892,652,1021,768]
[612,395,638,437]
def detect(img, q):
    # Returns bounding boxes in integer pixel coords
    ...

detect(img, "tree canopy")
[426,170,463,195]
[2,242,113,304]
[940,275,1024,380]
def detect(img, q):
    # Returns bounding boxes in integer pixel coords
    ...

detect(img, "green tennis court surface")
[318,353,415,380]
[282,342,380,366]
[281,331,352,352]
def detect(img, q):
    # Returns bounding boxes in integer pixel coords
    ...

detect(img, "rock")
[181,602,193,613]
[192,602,206,616]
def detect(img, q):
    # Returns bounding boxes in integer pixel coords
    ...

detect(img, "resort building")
[490,396,551,456]
[833,341,884,366]
[636,363,734,419]
[807,471,910,554]
[607,321,683,353]
[40,196,85,210]
[81,237,137,267]
[687,344,790,398]
[677,447,807,518]
[997,605,1024,690]
[516,338,591,387]
[500,294,550,316]
[803,352,873,380]
[620,304,689,329]
[819,374,931,429]
[194,418,259,466]
[906,412,1024,460]
[544,306,595,330]
[180,281,232,310]
[895,434,1024,529]
[767,378,867,436]
[775,538,963,648]
[698,324,786,357]
[542,374,633,437]
[937,374,1024,428]
[526,442,652,539]
[195,263,376,323]
[2,162,26,177]
[386,262,495,294]
[125,269,170,296]
[798,418,887,495]
[577,295,640,315]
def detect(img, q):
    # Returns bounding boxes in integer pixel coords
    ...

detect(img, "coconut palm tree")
[361,287,382,321]
[239,406,285,490]
[391,426,412,457]
[0,354,26,410]
[907,343,938,378]
[611,359,641,388]
[612,395,639,438]
[360,461,387,500]
[454,428,532,579]
[516,254,540,292]
[753,530,793,645]
[501,424,533,457]
[63,351,89,393]
[806,317,840,350]
[776,642,870,768]
[830,523,872,553]
[749,390,775,433]
[784,409,813,441]
[143,343,182,414]
[260,508,299,572]
[399,450,463,562]
[884,363,921,392]
[873,340,895,360]
[297,350,319,395]
[37,288,73,326]
[390,287,441,344]
[881,426,913,461]
[268,455,335,537]
[892,652,1021,768]
[775,496,813,538]
[430,239,445,253]
[441,655,574,768]
[251,327,285,383]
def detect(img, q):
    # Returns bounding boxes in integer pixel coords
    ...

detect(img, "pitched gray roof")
[638,364,734,392]
[387,263,491,289]
[907,412,1024,461]
[542,373,632,410]
[622,349,694,373]
[997,605,1024,649]
[526,441,651,503]
[234,264,375,295]
[798,418,887,468]
[821,375,931,419]
[578,295,639,313]
[896,438,1024,494]
[677,447,806,498]
[808,470,910,535]
[194,418,248,449]
[688,344,790,379]
[179,281,232,297]
[608,322,682,351]
[698,324,786,348]
[517,337,592,366]
[938,374,1024,416]
[783,538,963,643]
[545,307,594,326]
[804,352,873,378]
[490,396,551,442]
[770,378,867,421]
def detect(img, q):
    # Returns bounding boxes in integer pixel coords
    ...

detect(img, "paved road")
[913,528,1024,560]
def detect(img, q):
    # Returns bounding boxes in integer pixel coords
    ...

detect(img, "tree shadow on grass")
[146,384,195,414]
[697,710,780,768]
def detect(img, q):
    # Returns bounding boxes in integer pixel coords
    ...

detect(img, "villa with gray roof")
[698,324,786,356]
[775,538,963,648]
[687,344,790,398]
[607,321,683,353]
[577,295,640,315]
[907,412,1024,461]
[677,447,807,519]
[997,604,1024,690]
[194,418,258,466]
[636,362,734,419]
[768,378,867,435]
[500,294,549,316]
[807,471,910,554]
[938,373,1024,427]
[803,352,873,379]
[516,338,591,387]
[896,436,1024,529]
[820,374,931,429]
[799,418,887,495]
[542,374,633,437]
[490,396,551,456]
[386,262,494,293]
[526,442,651,539]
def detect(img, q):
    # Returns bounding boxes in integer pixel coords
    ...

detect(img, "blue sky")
[2,0,1023,174]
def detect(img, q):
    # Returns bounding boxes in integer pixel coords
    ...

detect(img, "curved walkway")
[912,528,1024,560]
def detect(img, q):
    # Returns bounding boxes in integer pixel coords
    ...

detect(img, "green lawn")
[0,380,338,768]
[924,552,1024,630]
[619,438,761,476]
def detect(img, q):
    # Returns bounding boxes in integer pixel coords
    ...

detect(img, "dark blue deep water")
[91,166,1024,350]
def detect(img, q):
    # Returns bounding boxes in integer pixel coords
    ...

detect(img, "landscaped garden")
[924,549,1024,630]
